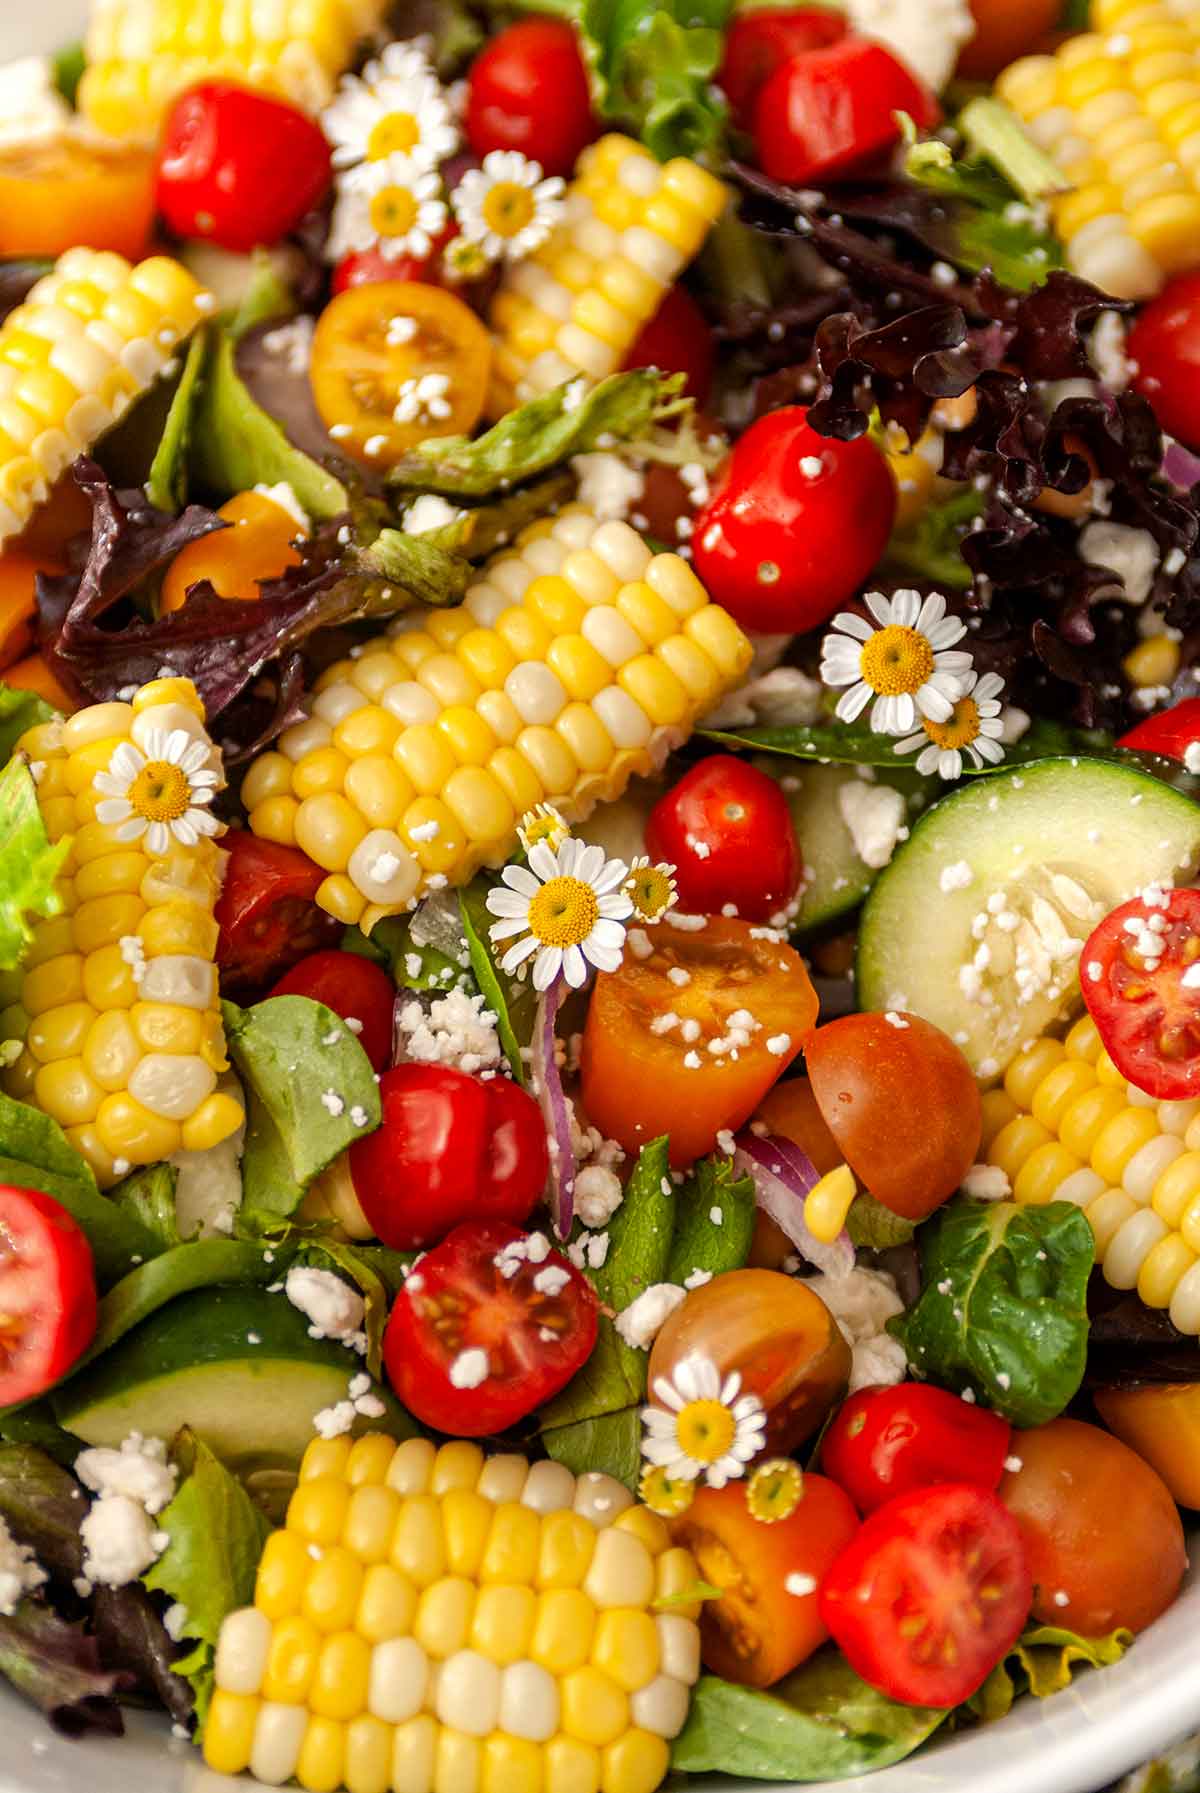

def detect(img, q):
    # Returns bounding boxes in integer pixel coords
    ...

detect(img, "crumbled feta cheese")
[683,1267,712,1290]
[1079,520,1160,605]
[571,452,645,521]
[843,0,974,91]
[1185,742,1200,775]
[0,1516,45,1615]
[320,1089,345,1117]
[395,988,501,1074]
[285,1266,366,1343]
[702,666,824,732]
[261,316,315,375]
[80,1496,169,1589]
[838,780,907,870]
[313,1401,357,1439]
[403,494,465,536]
[253,482,309,534]
[613,1283,688,1350]
[1089,311,1130,391]
[76,1433,177,1516]
[163,1603,190,1641]
[803,1267,907,1392]
[766,1033,791,1056]
[575,1164,624,1228]
[784,1571,817,1597]
[939,860,973,893]
[449,1347,490,1389]
[533,1265,571,1297]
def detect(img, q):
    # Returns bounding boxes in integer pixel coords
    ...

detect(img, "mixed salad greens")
[0,0,1198,1787]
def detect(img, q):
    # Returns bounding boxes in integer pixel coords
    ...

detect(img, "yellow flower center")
[626,865,675,922]
[676,1399,737,1465]
[922,694,981,750]
[519,807,567,852]
[482,181,536,239]
[527,876,598,947]
[639,1465,695,1518]
[745,1458,803,1524]
[127,761,191,823]
[369,184,419,238]
[367,112,420,158]
[858,624,935,697]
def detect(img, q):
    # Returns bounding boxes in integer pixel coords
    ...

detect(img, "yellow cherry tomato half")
[0,551,61,674]
[0,139,157,261]
[160,490,306,615]
[309,281,492,469]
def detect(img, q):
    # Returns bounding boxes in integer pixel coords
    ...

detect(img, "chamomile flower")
[642,1354,767,1489]
[638,1464,695,1518]
[624,857,678,923]
[442,235,492,283]
[517,803,570,855]
[893,668,1007,779]
[94,731,220,855]
[322,43,459,173]
[327,158,448,264]
[451,150,565,264]
[486,836,633,991]
[820,589,973,736]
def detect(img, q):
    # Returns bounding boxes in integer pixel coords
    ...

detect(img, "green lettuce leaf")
[0,683,57,761]
[892,1197,1094,1426]
[578,0,732,161]
[0,758,67,973]
[343,915,475,996]
[665,1153,755,1285]
[970,1623,1133,1722]
[845,1192,916,1250]
[145,326,210,513]
[398,472,575,562]
[885,486,984,590]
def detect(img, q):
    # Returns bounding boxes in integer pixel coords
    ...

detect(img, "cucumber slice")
[856,757,1200,1077]
[55,1286,413,1471]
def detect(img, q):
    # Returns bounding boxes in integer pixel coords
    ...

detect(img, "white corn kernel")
[128,1052,216,1119]
[435,1649,500,1737]
[505,662,568,725]
[278,717,333,762]
[655,1615,701,1685]
[368,1637,429,1723]
[631,1674,690,1738]
[386,1437,437,1495]
[498,1661,560,1741]
[582,606,644,666]
[621,226,680,282]
[250,1702,308,1786]
[551,512,603,552]
[508,262,574,318]
[1105,1208,1170,1287]
[1054,1167,1107,1207]
[131,705,212,756]
[475,1454,529,1505]
[592,685,652,748]
[139,955,216,1009]
[590,521,652,582]
[555,322,617,380]
[382,680,440,726]
[464,583,512,628]
[214,1606,272,1696]
[1169,1257,1200,1333]
[490,556,538,602]
[519,1460,576,1514]
[347,829,421,904]
[1123,1133,1186,1203]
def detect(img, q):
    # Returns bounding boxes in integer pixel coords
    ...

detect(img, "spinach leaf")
[108,1162,181,1251]
[145,326,209,513]
[702,716,1108,771]
[969,1622,1132,1722]
[459,880,534,1083]
[672,1647,946,1780]
[0,682,57,760]
[665,1154,755,1286]
[893,1197,1094,1426]
[0,758,67,972]
[541,1408,644,1486]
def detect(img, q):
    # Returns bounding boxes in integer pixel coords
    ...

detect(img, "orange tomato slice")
[160,490,305,614]
[0,552,62,675]
[309,281,492,470]
[2,652,77,712]
[0,139,156,261]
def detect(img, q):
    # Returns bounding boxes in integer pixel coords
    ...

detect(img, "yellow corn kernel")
[256,1530,315,1622]
[1030,1058,1098,1130]
[437,707,497,767]
[27,1000,95,1063]
[1125,635,1183,687]
[415,1577,477,1658]
[804,1163,857,1244]
[82,1010,140,1091]
[34,1057,101,1126]
[390,1495,446,1588]
[292,746,351,800]
[1060,1085,1131,1159]
[980,1088,1020,1150]
[205,1691,259,1776]
[482,1733,542,1793]
[561,1668,628,1747]
[334,706,402,759]
[344,1713,392,1793]
[356,1564,418,1643]
[1138,1231,1198,1307]
[251,795,300,846]
[1005,1037,1066,1109]
[295,794,368,873]
[262,1615,322,1705]
[1092,1105,1162,1183]
[526,575,588,634]
[309,1631,371,1722]
[591,1610,659,1693]
[343,1485,401,1565]
[654,1549,701,1621]
[94,1092,181,1160]
[469,1584,536,1664]
[289,1478,352,1548]
[298,1715,346,1793]
[531,1588,595,1674]
[1013,1139,1083,1205]
[302,1548,365,1634]
[481,1503,542,1586]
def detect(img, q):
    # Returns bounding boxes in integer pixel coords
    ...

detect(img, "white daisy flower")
[516,803,570,855]
[893,668,1008,779]
[94,730,220,856]
[623,857,678,924]
[820,589,974,736]
[322,42,459,173]
[641,1353,768,1489]
[327,158,448,264]
[451,150,565,264]
[485,836,633,992]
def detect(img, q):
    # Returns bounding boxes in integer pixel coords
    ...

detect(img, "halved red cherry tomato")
[623,285,715,406]
[157,82,332,253]
[753,38,939,187]
[671,1475,859,1687]
[0,1186,97,1405]
[214,832,341,992]
[823,1385,1012,1515]
[1128,274,1200,452]
[465,19,597,176]
[820,1484,1031,1707]
[382,1219,598,1433]
[806,1013,981,1221]
[269,949,396,1073]
[332,228,457,294]
[1080,887,1200,1099]
[349,1064,549,1249]
[691,407,896,632]
[1119,697,1200,761]
[580,916,816,1166]
[645,756,802,922]
[717,7,847,128]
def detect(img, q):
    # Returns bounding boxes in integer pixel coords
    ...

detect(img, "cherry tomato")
[269,949,396,1073]
[1128,274,1200,451]
[465,20,596,177]
[806,1013,981,1221]
[622,285,715,406]
[1,654,77,713]
[957,0,1065,81]
[645,756,802,923]
[214,831,341,992]
[691,407,896,632]
[999,1418,1186,1634]
[160,490,304,615]
[333,243,443,294]
[821,1484,1031,1707]
[671,1475,859,1687]
[0,1185,96,1405]
[382,1219,598,1433]
[310,282,492,469]
[0,551,61,674]
[753,38,939,187]
[717,7,847,129]
[823,1385,1011,1515]
[1119,698,1200,761]
[648,1269,850,1456]
[1079,887,1200,1100]
[0,140,156,261]
[580,916,816,1166]
[157,83,331,253]
[349,1064,549,1249]
[749,1077,843,1269]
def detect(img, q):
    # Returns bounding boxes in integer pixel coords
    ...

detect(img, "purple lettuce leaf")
[0,1602,130,1738]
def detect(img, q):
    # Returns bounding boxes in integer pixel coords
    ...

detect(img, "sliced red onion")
[734,1130,855,1277]
[532,977,576,1239]
[1162,439,1200,491]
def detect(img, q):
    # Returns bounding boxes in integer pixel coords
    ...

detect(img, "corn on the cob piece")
[79,0,390,142]
[486,135,728,416]
[0,677,243,1187]
[982,1011,1200,1332]
[243,506,753,932]
[996,0,1200,298]
[205,1433,702,1793]
[0,248,214,546]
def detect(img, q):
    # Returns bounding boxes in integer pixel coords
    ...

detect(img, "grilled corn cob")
[487,136,728,416]
[206,1433,703,1793]
[982,1012,1200,1332]
[79,0,391,142]
[996,0,1200,297]
[0,677,242,1186]
[0,248,214,545]
[243,506,753,932]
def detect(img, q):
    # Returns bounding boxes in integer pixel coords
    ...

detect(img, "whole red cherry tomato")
[269,949,396,1073]
[623,284,715,405]
[466,20,596,176]
[214,832,340,993]
[383,1220,598,1433]
[753,38,939,186]
[691,407,896,631]
[0,1186,96,1405]
[717,7,847,127]
[333,245,441,294]
[157,82,332,252]
[1119,697,1200,761]
[1080,887,1200,1100]
[820,1484,1031,1707]
[348,1063,549,1249]
[645,756,802,921]
[1128,273,1200,452]
[823,1385,1012,1515]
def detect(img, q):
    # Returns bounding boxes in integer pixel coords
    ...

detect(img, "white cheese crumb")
[843,0,974,90]
[1053,1589,1071,1608]
[575,1164,624,1228]
[313,1401,357,1439]
[80,1496,169,1589]
[253,482,309,534]
[449,1347,490,1389]
[1004,1455,1023,1473]
[683,1267,712,1290]
[613,1283,688,1350]
[395,988,501,1074]
[884,1012,909,1029]
[804,1267,907,1393]
[571,452,645,521]
[0,1516,45,1615]
[163,1603,190,1641]
[533,1265,571,1297]
[76,1433,177,1516]
[320,1089,345,1117]
[838,780,907,871]
[1079,520,1160,605]
[286,1266,366,1343]
[1184,742,1200,774]
[784,1571,817,1597]
[766,1033,791,1056]
[403,494,465,535]
[939,860,974,893]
